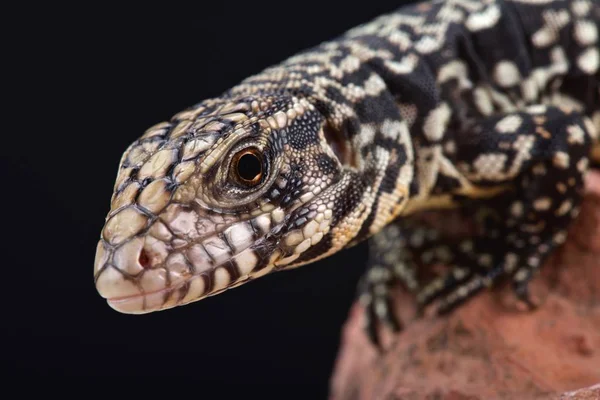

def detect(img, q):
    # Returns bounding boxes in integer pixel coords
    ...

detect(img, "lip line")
[106,277,192,303]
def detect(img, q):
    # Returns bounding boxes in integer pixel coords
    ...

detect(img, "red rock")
[329,172,600,400]
[559,384,600,400]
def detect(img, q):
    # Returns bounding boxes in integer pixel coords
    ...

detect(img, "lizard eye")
[232,148,263,186]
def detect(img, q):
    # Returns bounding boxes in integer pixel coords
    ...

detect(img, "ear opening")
[322,121,357,168]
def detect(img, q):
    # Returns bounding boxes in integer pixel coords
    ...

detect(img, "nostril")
[138,248,151,269]
[113,236,148,275]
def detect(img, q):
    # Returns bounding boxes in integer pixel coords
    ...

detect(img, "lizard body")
[94,0,599,342]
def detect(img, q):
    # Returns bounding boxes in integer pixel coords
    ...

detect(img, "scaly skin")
[94,0,599,341]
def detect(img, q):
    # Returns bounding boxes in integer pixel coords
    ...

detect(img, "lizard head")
[94,95,348,314]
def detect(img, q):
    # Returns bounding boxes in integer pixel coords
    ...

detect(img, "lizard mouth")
[94,205,284,314]
[101,242,274,314]
[104,272,244,314]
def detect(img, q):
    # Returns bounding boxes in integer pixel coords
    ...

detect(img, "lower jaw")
[106,273,210,314]
[104,243,286,314]
[105,268,260,314]
[107,288,181,314]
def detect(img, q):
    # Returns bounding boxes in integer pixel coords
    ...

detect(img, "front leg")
[359,221,426,345]
[417,106,594,315]
[358,217,470,346]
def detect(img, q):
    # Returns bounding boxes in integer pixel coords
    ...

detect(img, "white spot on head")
[473,153,508,180]
[585,114,598,140]
[572,0,592,17]
[473,87,494,115]
[567,124,586,144]
[526,104,548,114]
[212,267,230,291]
[511,201,524,217]
[385,54,419,75]
[574,20,598,46]
[521,78,539,102]
[273,111,288,129]
[494,61,521,87]
[533,197,552,211]
[353,124,376,153]
[538,244,550,254]
[532,163,547,176]
[339,55,361,74]
[460,240,473,253]
[466,4,500,32]
[254,214,271,234]
[398,103,418,126]
[577,47,599,75]
[274,253,299,266]
[423,103,451,141]
[533,27,555,48]
[577,157,589,173]
[415,36,441,53]
[374,300,388,318]
[478,254,493,267]
[495,115,523,134]
[553,152,570,169]
[271,208,285,224]
[183,135,218,160]
[294,238,311,254]
[363,74,386,96]
[532,9,570,48]
[556,200,573,216]
[452,268,468,280]
[285,230,304,247]
[181,276,206,304]
[203,237,231,264]
[381,119,407,141]
[311,232,324,245]
[549,46,569,73]
[504,253,519,273]
[388,30,412,51]
[302,220,319,238]
[224,222,254,253]
[163,207,200,239]
[166,253,192,284]
[553,231,568,244]
[457,285,469,298]
[438,60,472,89]
[514,269,528,282]
[527,256,540,267]
[187,244,213,274]
[234,249,258,275]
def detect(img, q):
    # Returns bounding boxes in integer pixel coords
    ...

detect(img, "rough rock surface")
[330,172,600,400]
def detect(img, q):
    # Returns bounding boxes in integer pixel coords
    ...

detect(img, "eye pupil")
[236,152,262,183]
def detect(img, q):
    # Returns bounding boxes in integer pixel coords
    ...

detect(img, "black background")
[4,1,416,398]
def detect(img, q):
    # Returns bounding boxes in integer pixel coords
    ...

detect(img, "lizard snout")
[93,204,277,314]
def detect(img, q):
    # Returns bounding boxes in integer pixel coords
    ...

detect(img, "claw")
[362,299,381,349]
[436,274,485,315]
[359,284,402,349]
[513,281,540,311]
[416,264,472,308]
[377,295,402,332]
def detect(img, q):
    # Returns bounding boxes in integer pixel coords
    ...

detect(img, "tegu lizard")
[94,0,600,345]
